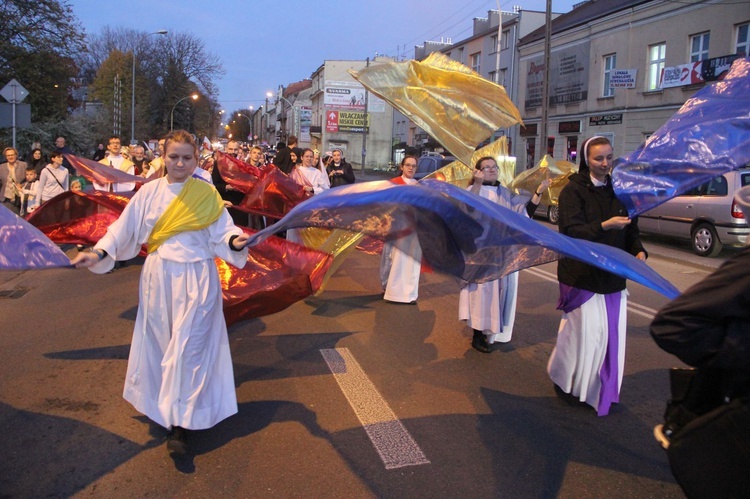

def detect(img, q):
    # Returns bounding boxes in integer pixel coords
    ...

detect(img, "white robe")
[287,165,330,244]
[380,231,422,303]
[458,184,528,343]
[380,176,421,303]
[93,155,136,192]
[547,291,628,413]
[89,177,248,430]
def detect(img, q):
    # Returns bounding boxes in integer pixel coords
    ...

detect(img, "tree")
[0,0,86,121]
[82,28,224,141]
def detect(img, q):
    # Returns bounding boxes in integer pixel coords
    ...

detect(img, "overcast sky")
[69,0,577,113]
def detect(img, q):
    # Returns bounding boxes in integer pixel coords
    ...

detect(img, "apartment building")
[517,0,749,170]
[396,9,552,160]
[308,58,395,169]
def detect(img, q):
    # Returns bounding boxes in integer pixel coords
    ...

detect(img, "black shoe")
[471,330,492,353]
[166,426,188,455]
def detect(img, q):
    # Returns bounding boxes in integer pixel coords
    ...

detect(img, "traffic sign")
[0,79,29,104]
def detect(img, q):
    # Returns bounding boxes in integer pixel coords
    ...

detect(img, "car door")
[654,183,704,237]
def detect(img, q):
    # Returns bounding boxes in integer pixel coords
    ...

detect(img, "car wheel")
[691,223,722,257]
[547,205,560,225]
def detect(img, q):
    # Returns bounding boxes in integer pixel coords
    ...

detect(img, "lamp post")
[275,95,294,142]
[264,91,273,144]
[131,29,167,145]
[170,94,199,131]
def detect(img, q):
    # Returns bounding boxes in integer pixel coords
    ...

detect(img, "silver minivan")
[638,167,750,256]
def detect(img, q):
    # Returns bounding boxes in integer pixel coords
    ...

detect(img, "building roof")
[519,0,652,45]
[284,79,312,97]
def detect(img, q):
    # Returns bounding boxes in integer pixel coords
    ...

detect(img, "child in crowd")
[19,167,38,216]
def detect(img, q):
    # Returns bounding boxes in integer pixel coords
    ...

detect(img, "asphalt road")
[2,215,731,497]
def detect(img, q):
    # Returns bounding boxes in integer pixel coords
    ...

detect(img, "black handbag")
[658,368,750,498]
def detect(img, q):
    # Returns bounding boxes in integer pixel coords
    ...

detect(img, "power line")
[400,0,495,50]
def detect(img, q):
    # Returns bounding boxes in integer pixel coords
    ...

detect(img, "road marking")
[524,267,657,319]
[320,348,430,469]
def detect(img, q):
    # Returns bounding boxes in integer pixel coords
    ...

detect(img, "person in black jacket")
[547,136,647,416]
[273,136,298,175]
[649,185,750,497]
[211,139,248,227]
[326,149,355,187]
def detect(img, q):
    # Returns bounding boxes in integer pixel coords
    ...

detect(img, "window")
[648,43,666,90]
[690,32,710,62]
[603,54,616,97]
[488,71,496,83]
[498,69,507,87]
[490,35,499,53]
[470,52,481,73]
[458,47,464,63]
[502,30,510,50]
[737,22,749,55]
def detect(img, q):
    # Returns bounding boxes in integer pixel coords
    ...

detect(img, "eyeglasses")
[481,165,498,171]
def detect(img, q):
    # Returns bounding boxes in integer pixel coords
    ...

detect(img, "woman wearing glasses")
[460,156,550,353]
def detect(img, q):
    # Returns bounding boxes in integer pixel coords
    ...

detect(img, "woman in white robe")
[287,148,330,244]
[459,156,549,353]
[71,130,250,454]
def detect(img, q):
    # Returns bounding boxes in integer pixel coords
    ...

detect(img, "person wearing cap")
[547,136,647,416]
[649,184,750,496]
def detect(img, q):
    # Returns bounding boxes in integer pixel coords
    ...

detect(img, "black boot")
[471,329,492,353]
[166,426,188,454]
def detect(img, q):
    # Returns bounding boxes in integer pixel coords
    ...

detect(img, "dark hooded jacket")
[556,166,646,294]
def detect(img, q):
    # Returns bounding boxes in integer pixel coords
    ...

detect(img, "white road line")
[523,267,657,319]
[320,348,430,469]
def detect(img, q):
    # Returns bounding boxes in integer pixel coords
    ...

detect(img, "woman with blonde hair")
[70,130,250,455]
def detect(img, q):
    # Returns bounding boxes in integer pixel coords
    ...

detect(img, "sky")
[69,0,577,114]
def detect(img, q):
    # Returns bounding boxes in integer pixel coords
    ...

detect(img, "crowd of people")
[5,128,742,490]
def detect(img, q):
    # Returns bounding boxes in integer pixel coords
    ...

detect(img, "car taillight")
[731,199,745,219]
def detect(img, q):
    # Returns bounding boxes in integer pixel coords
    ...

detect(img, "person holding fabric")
[548,136,647,416]
[380,155,422,304]
[212,139,248,227]
[145,138,166,179]
[94,136,135,192]
[459,156,550,353]
[286,148,329,244]
[69,130,250,456]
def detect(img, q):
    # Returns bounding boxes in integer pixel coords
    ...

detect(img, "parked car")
[415,154,456,180]
[534,199,560,224]
[638,168,750,256]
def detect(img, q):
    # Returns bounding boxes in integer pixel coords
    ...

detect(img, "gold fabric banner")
[350,53,523,167]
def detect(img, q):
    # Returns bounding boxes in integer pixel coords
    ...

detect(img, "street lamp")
[131,29,168,145]
[264,91,273,144]
[170,94,199,131]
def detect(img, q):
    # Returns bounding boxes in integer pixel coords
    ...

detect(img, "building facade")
[517,0,749,170]
[271,79,313,149]
[309,58,395,170]
[395,9,551,163]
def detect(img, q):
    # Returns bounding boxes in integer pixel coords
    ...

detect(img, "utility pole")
[540,0,552,157]
[361,57,370,172]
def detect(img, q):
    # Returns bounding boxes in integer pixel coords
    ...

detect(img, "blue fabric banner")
[247,180,680,299]
[613,57,750,217]
[0,205,72,270]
